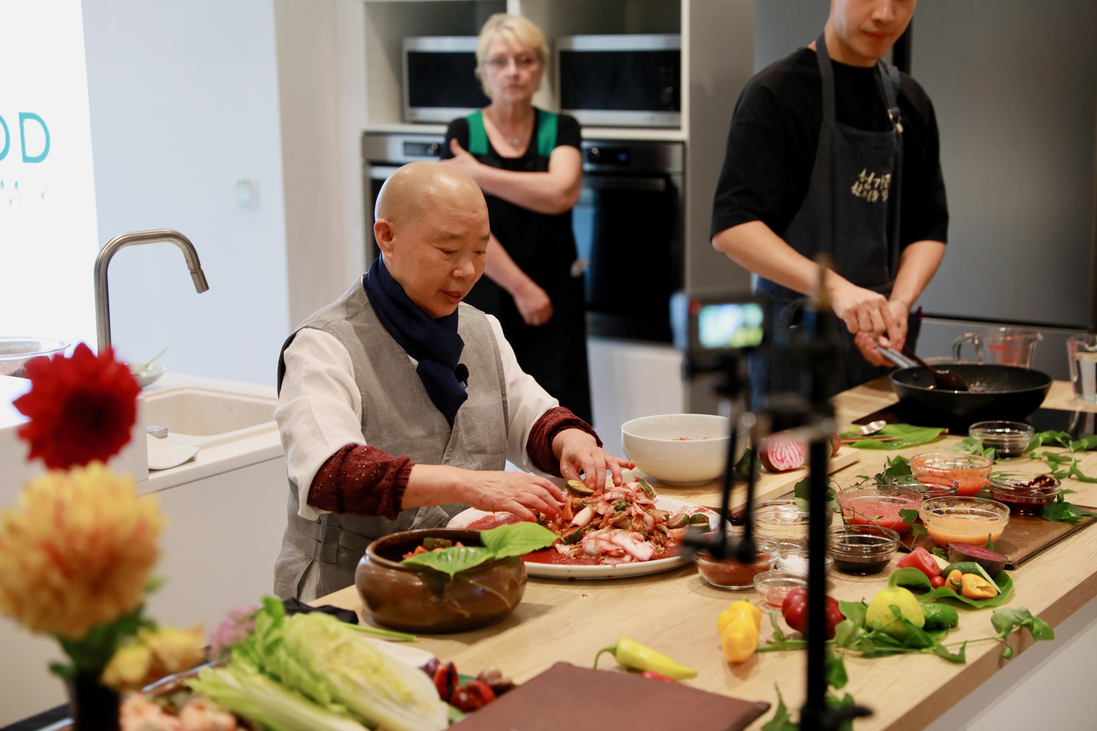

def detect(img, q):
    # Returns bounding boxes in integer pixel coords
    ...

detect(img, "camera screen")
[697,303,765,350]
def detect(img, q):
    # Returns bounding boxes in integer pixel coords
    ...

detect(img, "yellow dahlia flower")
[0,463,166,640]
[102,625,205,691]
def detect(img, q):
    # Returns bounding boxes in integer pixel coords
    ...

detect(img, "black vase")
[65,674,121,731]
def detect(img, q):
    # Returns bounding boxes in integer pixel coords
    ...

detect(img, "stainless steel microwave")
[403,37,490,123]
[556,34,681,128]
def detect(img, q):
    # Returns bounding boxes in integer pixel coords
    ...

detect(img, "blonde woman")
[442,13,591,423]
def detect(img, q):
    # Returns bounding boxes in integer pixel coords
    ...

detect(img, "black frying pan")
[890,364,1052,424]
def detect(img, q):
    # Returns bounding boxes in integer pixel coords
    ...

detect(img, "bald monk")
[273,162,633,600]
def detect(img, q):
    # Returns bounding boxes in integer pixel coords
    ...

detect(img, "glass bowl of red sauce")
[918,496,1010,547]
[695,536,779,590]
[880,474,960,498]
[911,452,993,496]
[827,525,900,575]
[987,471,1062,515]
[835,485,923,535]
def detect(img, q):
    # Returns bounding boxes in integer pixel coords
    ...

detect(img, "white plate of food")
[447,485,718,580]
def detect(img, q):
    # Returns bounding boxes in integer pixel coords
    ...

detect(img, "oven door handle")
[582,176,666,192]
[367,164,403,180]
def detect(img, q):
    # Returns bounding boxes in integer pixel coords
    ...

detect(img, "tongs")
[876,343,969,391]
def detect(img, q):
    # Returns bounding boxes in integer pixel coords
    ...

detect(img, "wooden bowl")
[355,528,526,634]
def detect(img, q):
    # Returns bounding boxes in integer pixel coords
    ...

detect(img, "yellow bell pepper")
[866,586,925,639]
[718,600,761,664]
[961,573,998,599]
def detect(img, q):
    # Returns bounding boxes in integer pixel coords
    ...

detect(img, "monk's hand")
[828,278,895,342]
[554,429,636,493]
[466,472,564,522]
[513,279,553,327]
[442,138,481,180]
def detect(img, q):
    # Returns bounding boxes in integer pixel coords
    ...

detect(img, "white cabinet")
[587,336,684,458]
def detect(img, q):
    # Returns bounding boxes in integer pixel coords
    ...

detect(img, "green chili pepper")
[593,638,697,680]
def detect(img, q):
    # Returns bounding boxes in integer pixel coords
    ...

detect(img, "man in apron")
[710,0,948,405]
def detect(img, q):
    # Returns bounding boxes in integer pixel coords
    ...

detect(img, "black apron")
[749,33,905,406]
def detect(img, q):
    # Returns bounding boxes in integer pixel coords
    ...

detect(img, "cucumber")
[688,513,711,526]
[666,513,690,529]
[921,603,959,630]
[638,478,656,499]
[566,479,595,496]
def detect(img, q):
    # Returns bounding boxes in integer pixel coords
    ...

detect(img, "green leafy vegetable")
[401,546,496,578]
[401,522,558,577]
[843,424,944,450]
[890,566,1013,609]
[1027,431,1097,484]
[1043,494,1097,524]
[948,437,997,459]
[191,598,447,731]
[479,522,560,558]
[736,448,759,480]
[761,686,797,731]
[187,663,370,731]
[991,607,1054,657]
[825,649,848,690]
[793,476,839,515]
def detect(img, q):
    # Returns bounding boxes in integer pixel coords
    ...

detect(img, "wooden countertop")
[318,379,1097,731]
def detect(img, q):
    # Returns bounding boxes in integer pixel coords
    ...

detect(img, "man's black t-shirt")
[711,47,948,249]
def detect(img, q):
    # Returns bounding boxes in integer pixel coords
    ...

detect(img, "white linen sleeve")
[275,329,366,520]
[487,315,559,473]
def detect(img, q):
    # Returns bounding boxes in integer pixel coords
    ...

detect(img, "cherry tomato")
[896,547,941,579]
[930,574,947,588]
[781,587,845,640]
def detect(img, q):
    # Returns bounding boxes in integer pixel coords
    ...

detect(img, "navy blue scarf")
[362,256,468,425]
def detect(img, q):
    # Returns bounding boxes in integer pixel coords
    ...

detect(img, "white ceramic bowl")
[621,413,746,486]
[130,363,166,388]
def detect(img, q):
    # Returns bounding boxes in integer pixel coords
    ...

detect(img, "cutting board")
[639,446,861,512]
[452,662,770,731]
[900,509,1097,569]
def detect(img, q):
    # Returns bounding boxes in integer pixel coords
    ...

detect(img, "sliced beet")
[947,543,1008,576]
[759,432,806,473]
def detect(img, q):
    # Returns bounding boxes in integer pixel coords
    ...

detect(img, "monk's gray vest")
[273,281,508,599]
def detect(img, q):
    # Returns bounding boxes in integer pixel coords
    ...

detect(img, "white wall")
[273,0,369,329]
[82,0,290,385]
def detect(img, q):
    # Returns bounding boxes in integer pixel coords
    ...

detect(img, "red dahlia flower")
[13,343,141,469]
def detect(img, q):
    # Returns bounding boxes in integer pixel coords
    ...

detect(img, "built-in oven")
[574,139,683,342]
[362,133,684,343]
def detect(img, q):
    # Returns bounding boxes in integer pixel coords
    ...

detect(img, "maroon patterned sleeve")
[306,444,416,520]
[525,407,603,477]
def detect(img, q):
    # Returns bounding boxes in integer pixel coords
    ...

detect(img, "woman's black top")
[443,110,592,422]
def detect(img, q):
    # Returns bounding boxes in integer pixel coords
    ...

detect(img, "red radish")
[831,433,841,457]
[759,432,806,472]
[947,543,1009,576]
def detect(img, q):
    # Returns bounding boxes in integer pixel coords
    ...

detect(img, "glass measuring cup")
[952,327,1042,368]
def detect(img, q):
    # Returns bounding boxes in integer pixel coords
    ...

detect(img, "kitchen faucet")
[94,229,209,352]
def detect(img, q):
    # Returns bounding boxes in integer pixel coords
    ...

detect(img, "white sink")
[143,386,277,447]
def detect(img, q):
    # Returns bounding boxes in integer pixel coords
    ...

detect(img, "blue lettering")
[19,113,49,163]
[0,115,8,161]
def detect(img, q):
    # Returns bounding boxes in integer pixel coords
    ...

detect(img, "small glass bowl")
[911,451,994,496]
[754,570,807,608]
[835,486,923,535]
[773,537,809,557]
[827,525,900,575]
[987,471,1062,515]
[969,421,1035,458]
[918,496,1010,547]
[775,549,834,576]
[695,536,780,590]
[880,474,960,498]
[753,501,833,542]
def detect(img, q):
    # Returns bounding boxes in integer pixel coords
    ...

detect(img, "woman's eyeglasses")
[485,55,538,71]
